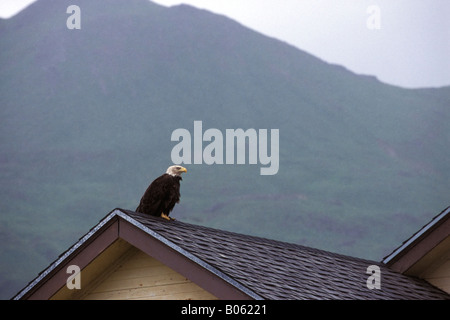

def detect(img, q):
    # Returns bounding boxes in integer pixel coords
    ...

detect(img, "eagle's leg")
[161,212,176,221]
[161,212,171,221]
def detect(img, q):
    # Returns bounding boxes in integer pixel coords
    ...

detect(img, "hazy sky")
[1,0,449,88]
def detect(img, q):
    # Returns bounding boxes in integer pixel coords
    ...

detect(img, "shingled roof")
[14,209,450,300]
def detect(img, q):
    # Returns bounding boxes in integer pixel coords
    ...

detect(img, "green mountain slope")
[1,0,449,298]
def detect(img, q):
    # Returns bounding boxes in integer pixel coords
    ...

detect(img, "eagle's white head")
[166,165,187,177]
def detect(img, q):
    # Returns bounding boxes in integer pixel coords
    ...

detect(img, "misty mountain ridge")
[0,0,449,299]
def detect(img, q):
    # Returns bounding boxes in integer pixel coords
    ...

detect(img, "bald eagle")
[136,165,187,221]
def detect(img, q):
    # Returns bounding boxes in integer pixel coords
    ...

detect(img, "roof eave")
[12,210,119,300]
[382,206,450,272]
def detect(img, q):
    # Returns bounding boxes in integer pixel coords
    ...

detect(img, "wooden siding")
[420,236,450,294]
[82,246,217,300]
[424,259,450,294]
[406,236,450,294]
[51,238,132,300]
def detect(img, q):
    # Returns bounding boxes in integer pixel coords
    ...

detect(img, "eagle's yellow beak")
[179,167,187,173]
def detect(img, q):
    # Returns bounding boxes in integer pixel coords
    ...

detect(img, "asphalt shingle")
[122,209,450,300]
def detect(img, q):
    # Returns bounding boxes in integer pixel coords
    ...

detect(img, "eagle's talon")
[161,213,171,221]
